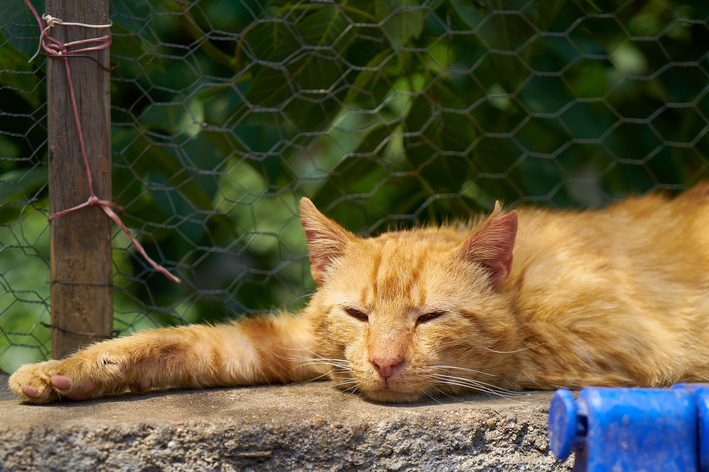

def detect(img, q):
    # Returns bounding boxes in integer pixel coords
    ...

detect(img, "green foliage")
[1,0,708,368]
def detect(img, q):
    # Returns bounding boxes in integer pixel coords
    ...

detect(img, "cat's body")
[9,186,709,403]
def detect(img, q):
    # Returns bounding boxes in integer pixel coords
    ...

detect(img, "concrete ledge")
[0,374,572,471]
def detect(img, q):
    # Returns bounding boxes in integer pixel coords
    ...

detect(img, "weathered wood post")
[46,0,112,358]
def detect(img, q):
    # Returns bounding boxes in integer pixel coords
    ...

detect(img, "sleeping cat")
[9,186,709,403]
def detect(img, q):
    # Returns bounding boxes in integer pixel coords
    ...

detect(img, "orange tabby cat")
[9,186,709,403]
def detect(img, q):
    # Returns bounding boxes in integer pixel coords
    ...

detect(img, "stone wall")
[0,374,572,471]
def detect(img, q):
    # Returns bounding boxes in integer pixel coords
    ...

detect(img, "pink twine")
[24,0,181,284]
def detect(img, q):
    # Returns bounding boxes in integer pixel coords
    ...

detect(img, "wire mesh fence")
[1,0,708,372]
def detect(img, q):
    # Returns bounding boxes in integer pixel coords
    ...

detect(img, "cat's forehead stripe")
[365,248,383,302]
[368,240,429,306]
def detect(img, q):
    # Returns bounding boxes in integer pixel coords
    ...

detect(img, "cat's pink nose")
[371,357,403,379]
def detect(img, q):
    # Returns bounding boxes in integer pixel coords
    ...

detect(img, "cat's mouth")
[330,366,430,402]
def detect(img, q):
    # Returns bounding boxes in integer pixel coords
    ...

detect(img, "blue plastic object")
[548,384,709,472]
[675,384,709,472]
[548,389,580,459]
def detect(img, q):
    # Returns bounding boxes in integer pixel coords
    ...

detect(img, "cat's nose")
[371,357,404,379]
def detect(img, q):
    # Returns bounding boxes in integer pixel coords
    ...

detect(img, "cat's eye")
[417,312,444,324]
[345,308,369,322]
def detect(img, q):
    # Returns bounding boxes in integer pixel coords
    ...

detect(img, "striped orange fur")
[10,185,709,403]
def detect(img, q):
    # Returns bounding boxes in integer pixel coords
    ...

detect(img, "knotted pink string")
[24,0,181,284]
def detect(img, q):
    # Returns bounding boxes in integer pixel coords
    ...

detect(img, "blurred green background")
[1,0,708,371]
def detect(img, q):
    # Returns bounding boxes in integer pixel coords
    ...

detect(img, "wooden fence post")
[46,0,112,358]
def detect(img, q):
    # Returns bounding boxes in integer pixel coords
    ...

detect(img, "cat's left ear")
[457,201,518,288]
[300,198,356,285]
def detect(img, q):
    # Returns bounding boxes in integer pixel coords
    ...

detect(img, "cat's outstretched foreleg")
[9,314,322,403]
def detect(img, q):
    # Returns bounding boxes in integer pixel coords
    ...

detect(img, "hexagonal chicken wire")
[0,0,707,371]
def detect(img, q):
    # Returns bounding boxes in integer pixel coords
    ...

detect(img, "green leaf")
[245,8,348,108]
[404,82,477,193]
[449,0,547,67]
[110,23,148,59]
[298,7,347,47]
[0,205,25,225]
[470,137,527,201]
[201,129,247,158]
[375,0,425,49]
[342,48,393,107]
[532,0,569,31]
[245,21,300,64]
[139,98,204,142]
[162,1,236,68]
[115,134,214,212]
[0,167,48,202]
[312,125,393,209]
[447,0,491,29]
[0,29,42,108]
[448,0,532,29]
[404,82,477,157]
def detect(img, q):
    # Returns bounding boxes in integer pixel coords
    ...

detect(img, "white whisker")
[429,386,460,402]
[430,373,521,394]
[429,374,524,398]
[425,365,497,377]
[432,379,516,399]
[341,383,361,395]
[333,380,358,388]
[423,389,444,405]
[275,353,351,370]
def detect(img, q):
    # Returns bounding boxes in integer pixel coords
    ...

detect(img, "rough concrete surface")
[0,374,573,471]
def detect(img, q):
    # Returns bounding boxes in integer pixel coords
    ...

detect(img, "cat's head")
[300,198,521,402]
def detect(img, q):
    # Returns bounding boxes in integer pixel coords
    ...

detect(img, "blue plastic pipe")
[548,384,709,472]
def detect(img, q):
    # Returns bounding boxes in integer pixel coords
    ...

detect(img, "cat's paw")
[10,360,67,403]
[8,353,126,403]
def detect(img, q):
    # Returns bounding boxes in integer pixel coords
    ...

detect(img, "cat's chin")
[361,388,426,403]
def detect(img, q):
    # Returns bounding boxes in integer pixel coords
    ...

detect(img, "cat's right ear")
[300,198,356,285]
[456,201,518,288]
